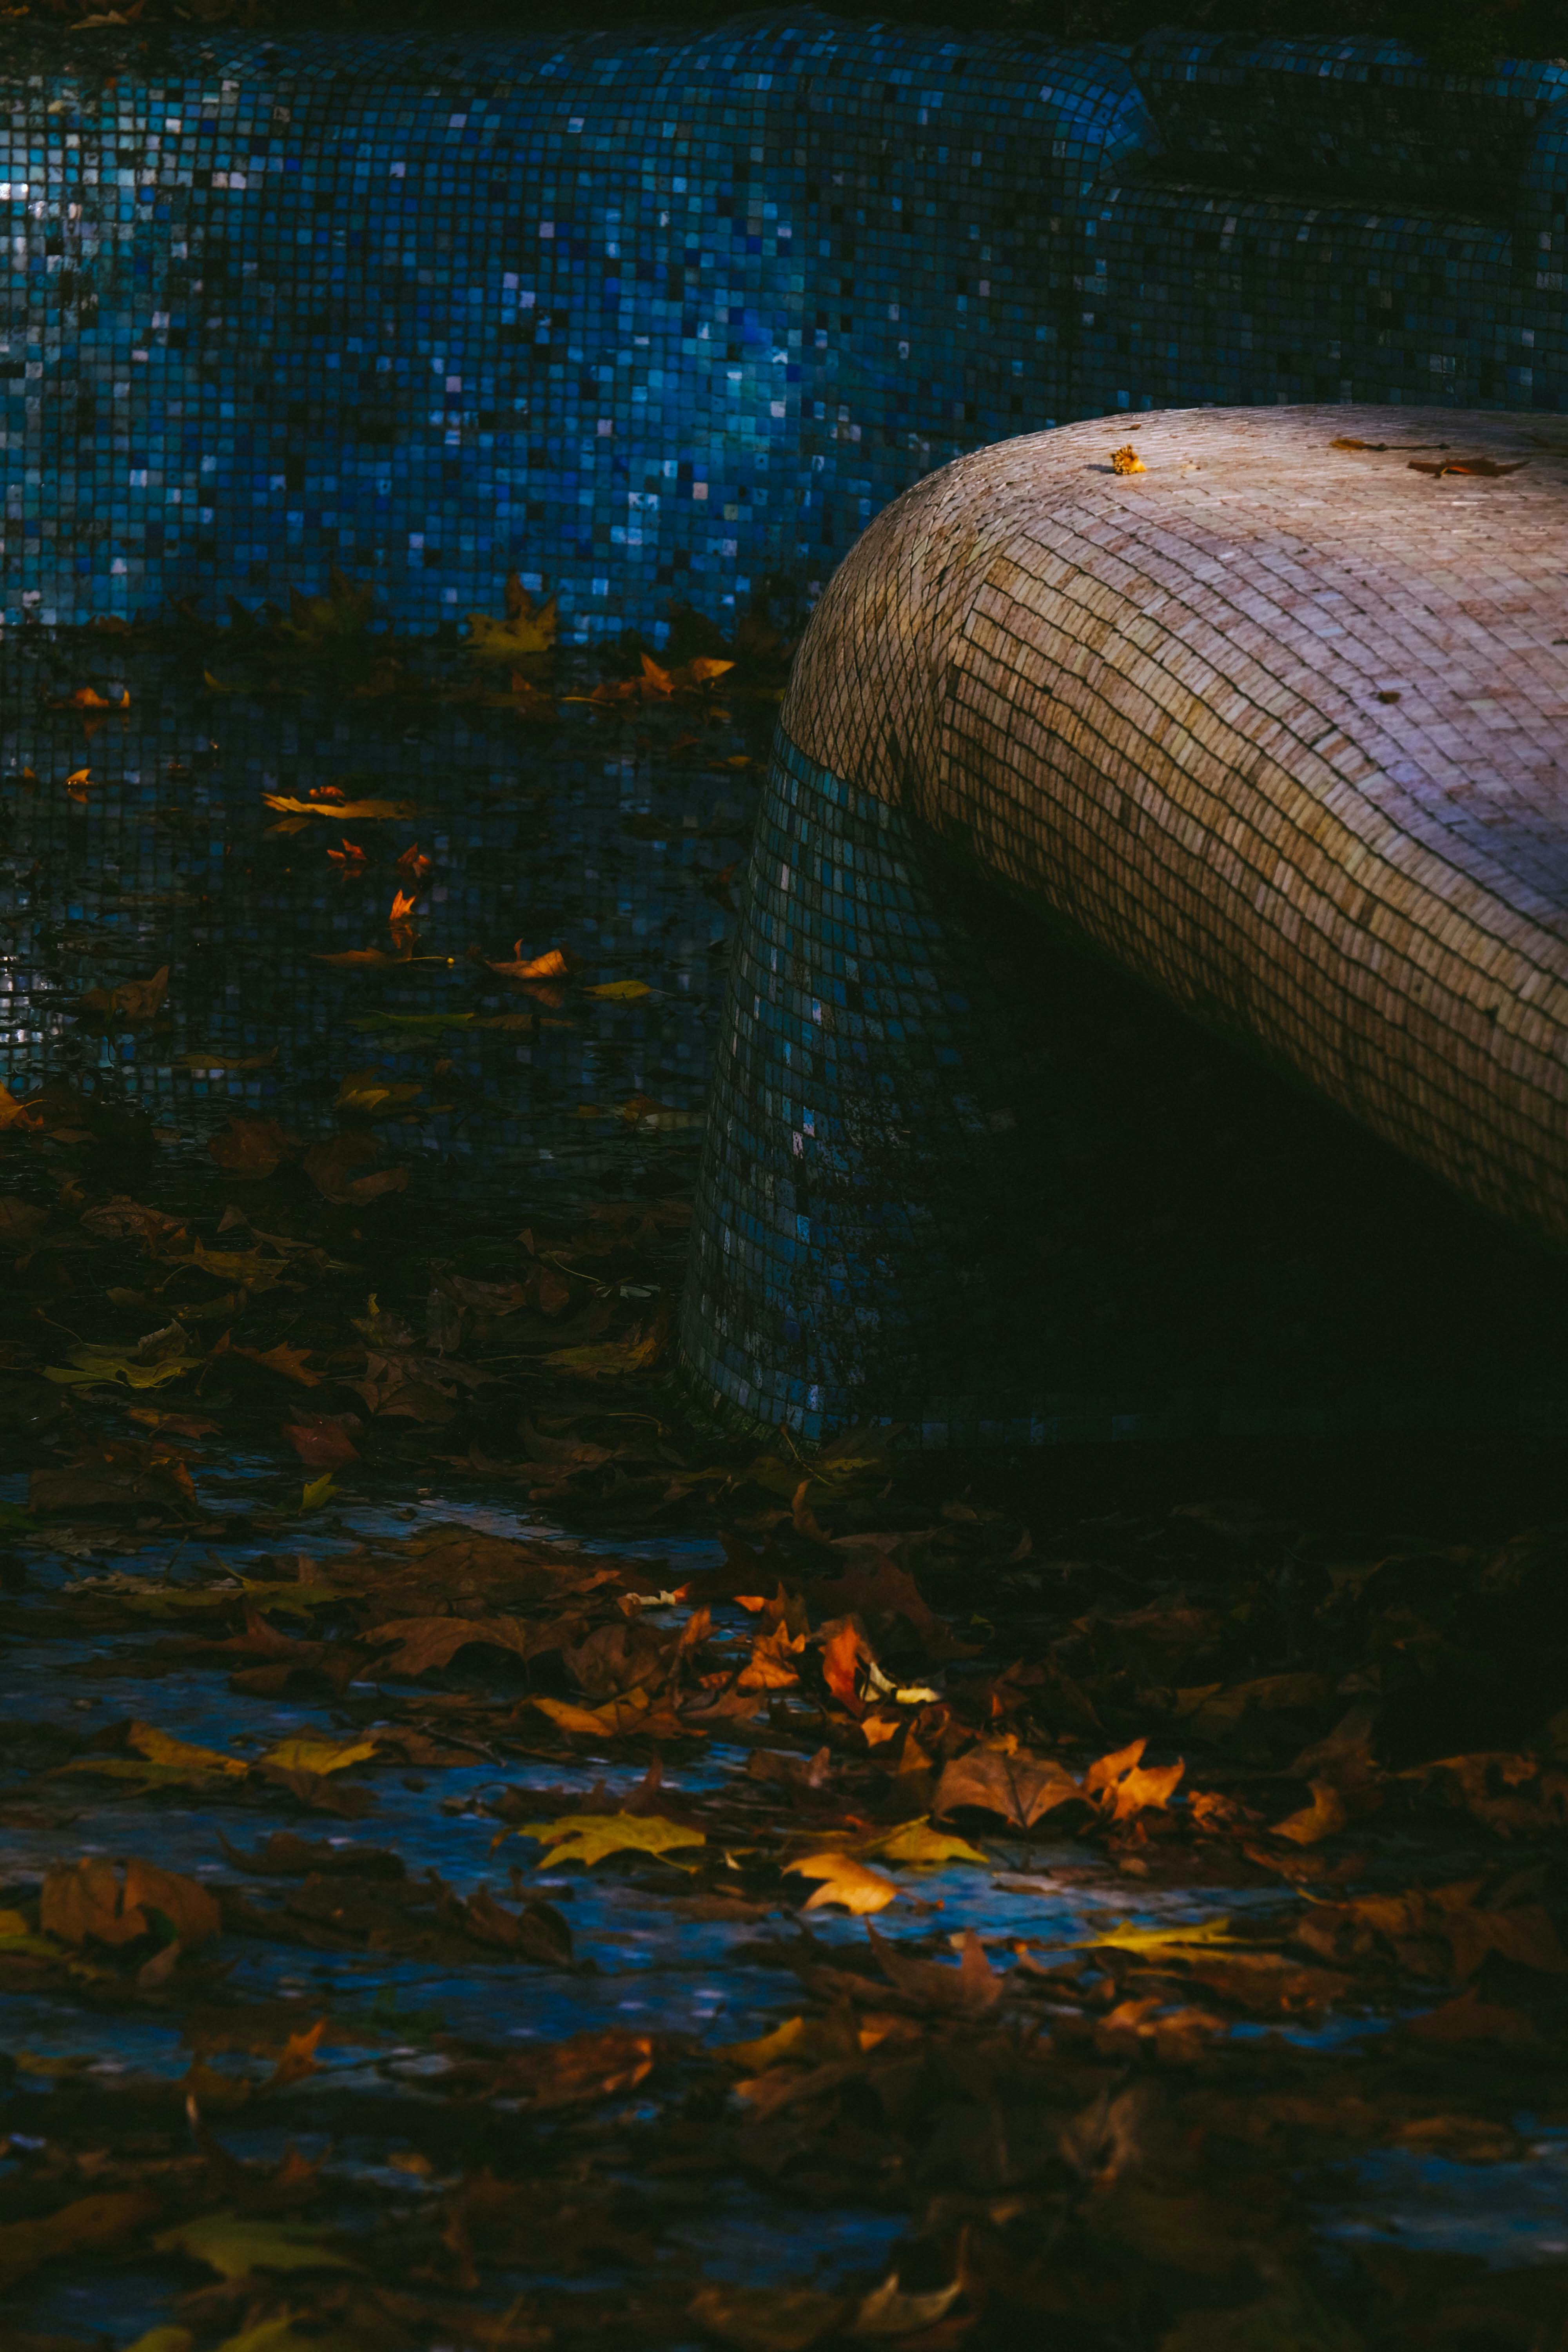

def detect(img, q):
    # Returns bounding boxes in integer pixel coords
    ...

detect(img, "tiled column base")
[677,723,1568,1449]
[678,726,1048,1448]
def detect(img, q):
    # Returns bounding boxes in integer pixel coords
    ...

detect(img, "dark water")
[2,630,1567,2344]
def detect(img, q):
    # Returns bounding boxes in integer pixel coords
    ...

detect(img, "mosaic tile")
[3,19,1565,637]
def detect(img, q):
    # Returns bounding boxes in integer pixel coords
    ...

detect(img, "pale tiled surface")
[782,403,1568,1252]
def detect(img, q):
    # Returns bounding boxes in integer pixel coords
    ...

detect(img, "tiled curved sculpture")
[677,404,1568,1441]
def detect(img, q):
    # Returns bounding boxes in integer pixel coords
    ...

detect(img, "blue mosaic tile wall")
[4,13,1565,639]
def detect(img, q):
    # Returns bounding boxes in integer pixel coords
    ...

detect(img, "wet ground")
[1,597,1566,2352]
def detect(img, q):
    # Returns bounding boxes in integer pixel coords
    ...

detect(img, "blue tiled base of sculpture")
[3,14,1568,635]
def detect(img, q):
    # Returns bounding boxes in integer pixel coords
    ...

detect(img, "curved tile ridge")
[779,402,1568,1251]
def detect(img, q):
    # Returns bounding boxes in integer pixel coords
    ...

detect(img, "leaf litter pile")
[1,584,1567,2352]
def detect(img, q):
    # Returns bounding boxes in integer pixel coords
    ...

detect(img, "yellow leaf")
[854,2275,964,2338]
[717,2016,809,2072]
[1110,444,1147,474]
[122,2330,196,2352]
[152,2211,359,2280]
[515,1811,706,1870]
[262,793,419,822]
[45,1336,202,1390]
[869,1818,988,1869]
[300,1472,338,1512]
[127,1720,250,1778]
[464,588,559,664]
[528,1693,625,1736]
[258,1734,378,1777]
[1270,1782,1350,1845]
[786,1853,899,1915]
[586,980,652,1001]
[212,2322,345,2352]
[1067,1915,1247,1955]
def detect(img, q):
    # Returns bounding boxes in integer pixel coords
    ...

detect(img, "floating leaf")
[586,980,652,1001]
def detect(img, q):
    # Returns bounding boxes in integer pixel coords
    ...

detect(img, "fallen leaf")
[464,581,559,664]
[1271,1781,1350,1845]
[0,2189,158,2294]
[786,1852,899,1915]
[152,2210,358,2280]
[1084,1735,1185,1820]
[78,965,169,1022]
[1408,455,1528,478]
[233,1341,324,1386]
[371,1613,533,1676]
[820,1619,867,1716]
[853,2274,964,2337]
[127,1719,250,1779]
[514,1811,706,1870]
[867,1922,1003,2011]
[934,1745,1083,1829]
[258,1734,379,1777]
[869,1818,988,1867]
[587,979,652,1000]
[488,942,578,982]
[1111,444,1146,474]
[263,793,419,822]
[209,1118,296,1178]
[283,1416,361,1468]
[688,2282,848,2352]
[41,1856,220,1949]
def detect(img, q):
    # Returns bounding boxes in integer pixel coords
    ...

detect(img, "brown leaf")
[368,1614,534,1677]
[1402,1988,1548,2051]
[687,2282,848,2352]
[486,2027,657,2108]
[234,1341,324,1386]
[78,966,168,1022]
[459,1885,574,1965]
[0,2190,158,2295]
[42,1856,219,1949]
[866,1922,1003,2013]
[303,1133,408,1204]
[283,1414,361,1468]
[209,1117,297,1178]
[1408,455,1528,478]
[934,1744,1083,1829]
